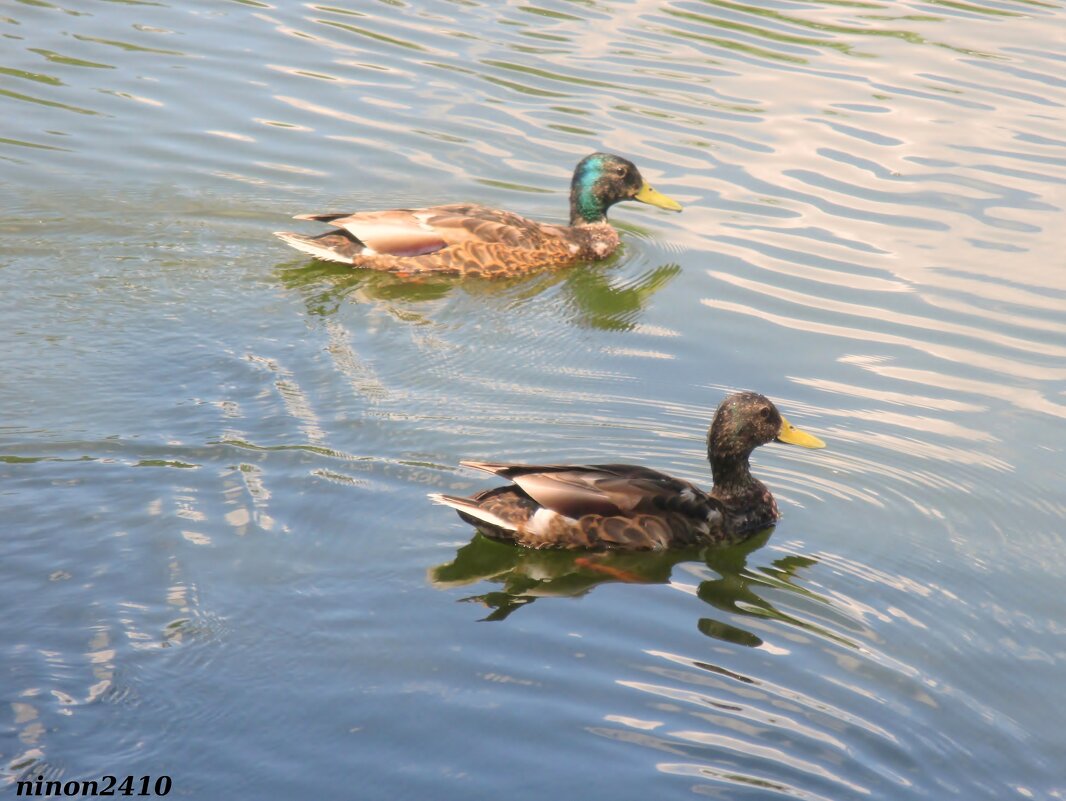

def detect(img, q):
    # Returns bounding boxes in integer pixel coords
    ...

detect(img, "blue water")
[2,1,1065,798]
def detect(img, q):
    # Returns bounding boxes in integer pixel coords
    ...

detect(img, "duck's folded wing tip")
[429,492,517,532]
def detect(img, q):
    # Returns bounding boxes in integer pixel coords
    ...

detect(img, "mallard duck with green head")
[431,392,825,550]
[274,153,682,277]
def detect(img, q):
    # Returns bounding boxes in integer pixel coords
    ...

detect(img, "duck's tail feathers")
[273,231,355,264]
[459,460,528,476]
[292,212,351,223]
[429,493,517,532]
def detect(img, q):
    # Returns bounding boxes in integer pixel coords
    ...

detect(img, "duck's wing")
[460,460,711,519]
[416,204,567,249]
[294,204,565,258]
[292,208,446,257]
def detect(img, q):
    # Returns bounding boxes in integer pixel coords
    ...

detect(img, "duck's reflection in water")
[276,259,680,331]
[430,530,826,643]
[693,536,822,648]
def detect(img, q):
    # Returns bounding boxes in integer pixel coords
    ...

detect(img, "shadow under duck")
[431,392,825,550]
[274,153,681,278]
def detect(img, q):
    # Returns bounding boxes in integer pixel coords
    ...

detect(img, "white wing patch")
[413,211,438,231]
[527,507,578,537]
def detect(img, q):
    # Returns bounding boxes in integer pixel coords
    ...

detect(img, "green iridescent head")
[569,153,682,225]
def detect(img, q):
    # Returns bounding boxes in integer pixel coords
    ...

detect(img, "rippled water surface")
[3,1,1065,798]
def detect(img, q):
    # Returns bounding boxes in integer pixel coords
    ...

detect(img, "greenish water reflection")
[430,528,837,648]
[277,258,679,331]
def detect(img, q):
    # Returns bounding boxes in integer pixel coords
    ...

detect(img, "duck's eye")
[615,166,628,178]
[758,407,772,420]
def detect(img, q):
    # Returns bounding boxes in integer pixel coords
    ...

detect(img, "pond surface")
[2,0,1065,799]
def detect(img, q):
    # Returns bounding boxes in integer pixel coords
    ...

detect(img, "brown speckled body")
[352,206,620,277]
[279,204,619,277]
[456,464,726,550]
[433,392,824,551]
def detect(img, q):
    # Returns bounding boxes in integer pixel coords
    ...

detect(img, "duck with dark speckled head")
[432,392,826,550]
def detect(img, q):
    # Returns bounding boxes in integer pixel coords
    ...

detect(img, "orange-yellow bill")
[776,415,826,449]
[634,183,682,212]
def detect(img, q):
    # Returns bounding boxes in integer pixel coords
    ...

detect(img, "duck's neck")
[709,450,758,496]
[708,448,778,531]
[569,160,610,226]
[569,189,607,226]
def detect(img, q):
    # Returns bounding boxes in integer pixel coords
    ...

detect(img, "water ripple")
[4,0,1065,797]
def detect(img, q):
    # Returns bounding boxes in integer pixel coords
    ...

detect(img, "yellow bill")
[776,415,826,449]
[634,183,683,212]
